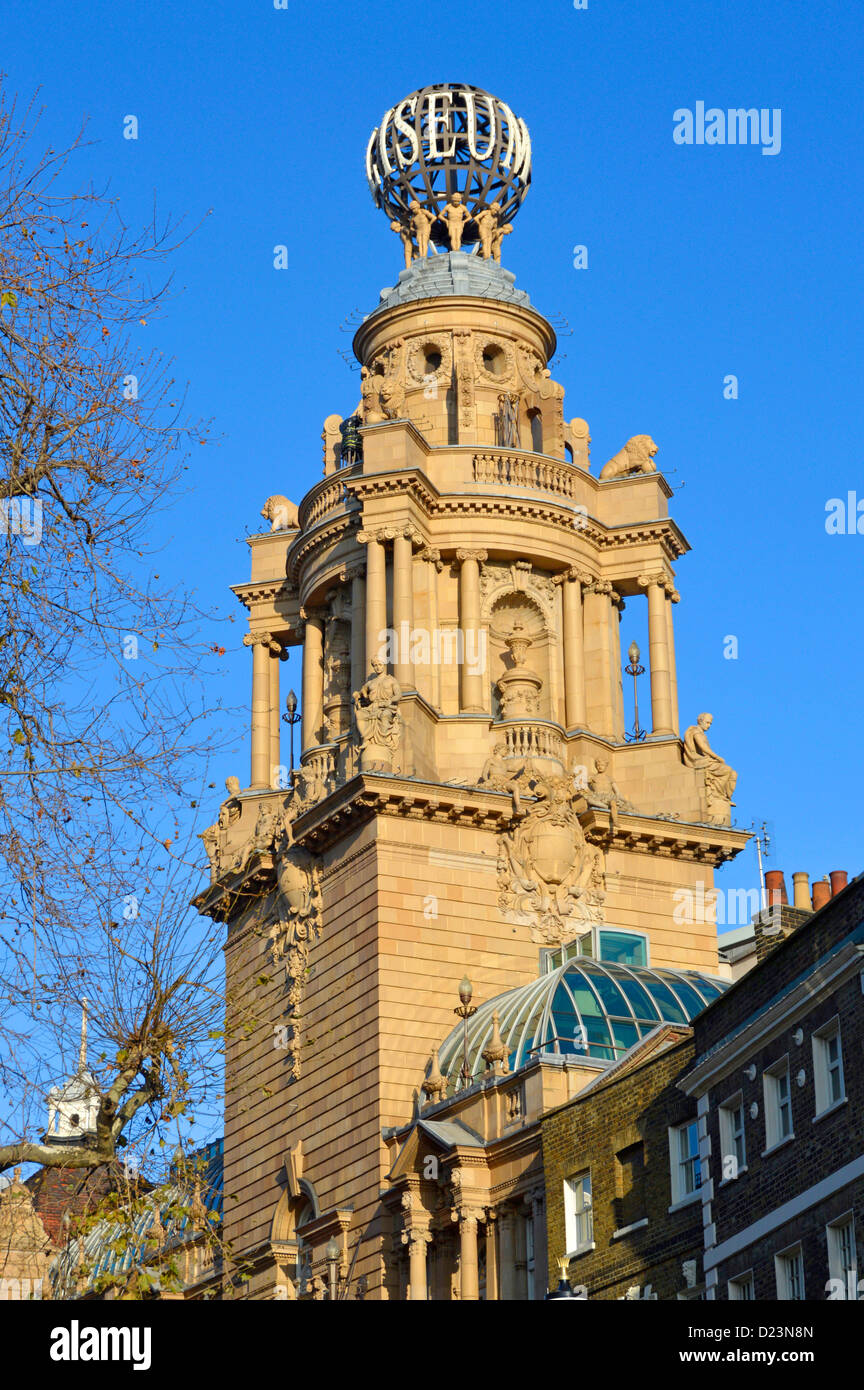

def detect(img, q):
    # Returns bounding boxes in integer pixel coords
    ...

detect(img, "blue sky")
[5,0,863,912]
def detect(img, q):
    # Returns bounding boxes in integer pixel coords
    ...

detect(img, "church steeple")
[45,1000,99,1145]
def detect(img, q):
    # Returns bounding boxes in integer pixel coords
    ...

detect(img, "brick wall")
[542,1033,703,1300]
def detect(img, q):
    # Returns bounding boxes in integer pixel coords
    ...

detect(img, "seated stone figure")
[478,742,524,817]
[683,712,737,824]
[587,755,635,827]
[353,658,403,772]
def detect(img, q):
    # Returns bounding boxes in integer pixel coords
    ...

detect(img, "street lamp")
[454,975,478,1090]
[545,1256,579,1300]
[282,689,300,771]
[624,641,646,743]
[325,1236,341,1301]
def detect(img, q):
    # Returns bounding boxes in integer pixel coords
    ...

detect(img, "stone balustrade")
[498,720,565,766]
[472,450,581,499]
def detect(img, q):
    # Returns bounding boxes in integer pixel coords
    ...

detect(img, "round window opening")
[482,344,506,377]
[423,346,442,374]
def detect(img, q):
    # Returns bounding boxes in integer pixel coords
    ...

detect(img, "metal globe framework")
[366,83,532,247]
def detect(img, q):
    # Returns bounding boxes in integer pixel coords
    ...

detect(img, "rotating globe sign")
[366,83,532,261]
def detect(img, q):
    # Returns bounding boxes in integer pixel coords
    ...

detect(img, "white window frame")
[763,1056,794,1152]
[827,1213,857,1300]
[775,1242,805,1301]
[593,927,650,968]
[718,1092,747,1181]
[812,1018,846,1117]
[668,1120,701,1206]
[563,1170,594,1256]
[728,1271,755,1301]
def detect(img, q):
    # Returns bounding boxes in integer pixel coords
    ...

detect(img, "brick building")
[683,871,863,1300]
[542,1025,706,1300]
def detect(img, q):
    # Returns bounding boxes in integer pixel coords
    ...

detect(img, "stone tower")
[196,84,748,1301]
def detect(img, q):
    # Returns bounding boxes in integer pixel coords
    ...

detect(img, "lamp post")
[282,689,300,771]
[325,1236,341,1301]
[545,1256,579,1300]
[623,641,646,743]
[454,975,478,1090]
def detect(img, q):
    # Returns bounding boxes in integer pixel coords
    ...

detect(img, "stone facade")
[194,92,750,1302]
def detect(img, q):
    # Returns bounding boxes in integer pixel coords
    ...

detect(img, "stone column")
[301,613,325,755]
[582,580,615,739]
[498,1208,517,1301]
[666,585,681,735]
[420,547,442,709]
[529,1190,547,1301]
[243,630,277,789]
[392,530,415,690]
[456,549,487,713]
[360,530,387,672]
[349,566,366,699]
[639,574,675,736]
[484,1211,499,1301]
[455,1211,480,1302]
[609,592,626,741]
[558,569,587,730]
[268,645,284,787]
[403,1229,430,1302]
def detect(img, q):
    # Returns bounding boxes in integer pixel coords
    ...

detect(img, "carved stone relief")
[497,775,605,944]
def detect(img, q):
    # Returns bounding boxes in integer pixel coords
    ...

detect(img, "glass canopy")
[437,959,726,1090]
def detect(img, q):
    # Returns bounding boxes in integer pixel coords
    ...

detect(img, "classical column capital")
[335,562,366,583]
[637,572,669,591]
[419,545,443,570]
[401,1227,432,1247]
[585,578,613,597]
[554,566,592,588]
[456,548,488,565]
[356,528,385,546]
[450,1208,482,1232]
[243,629,284,655]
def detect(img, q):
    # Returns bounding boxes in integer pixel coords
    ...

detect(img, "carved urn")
[496,622,542,720]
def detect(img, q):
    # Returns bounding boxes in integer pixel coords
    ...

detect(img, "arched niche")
[487,591,552,722]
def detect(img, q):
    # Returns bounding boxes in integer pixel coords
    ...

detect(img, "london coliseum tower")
[197,84,748,1301]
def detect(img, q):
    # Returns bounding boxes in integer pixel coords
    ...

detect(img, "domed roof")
[437,958,727,1090]
[369,250,533,316]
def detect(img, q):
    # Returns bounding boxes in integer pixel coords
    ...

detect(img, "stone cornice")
[288,774,749,864]
[580,808,750,866]
[196,785,748,925]
[194,850,277,925]
[230,580,299,610]
[349,469,440,512]
[283,497,688,591]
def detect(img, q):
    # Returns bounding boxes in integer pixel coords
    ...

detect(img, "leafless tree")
[0,80,242,1184]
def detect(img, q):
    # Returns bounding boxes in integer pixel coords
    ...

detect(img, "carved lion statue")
[261,495,299,532]
[599,435,658,481]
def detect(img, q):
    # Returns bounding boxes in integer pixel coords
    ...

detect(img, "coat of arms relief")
[497,774,605,945]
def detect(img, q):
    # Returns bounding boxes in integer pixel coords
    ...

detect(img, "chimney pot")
[812,878,832,912]
[792,872,811,911]
[829,870,848,897]
[764,869,788,907]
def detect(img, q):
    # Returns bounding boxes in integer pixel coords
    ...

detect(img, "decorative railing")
[298,470,361,530]
[472,451,580,500]
[498,720,565,764]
